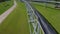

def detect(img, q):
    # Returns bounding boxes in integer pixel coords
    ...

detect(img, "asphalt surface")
[22,0,58,34]
[30,3,58,34]
[33,8,57,34]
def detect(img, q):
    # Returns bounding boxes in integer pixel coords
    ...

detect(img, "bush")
[0,0,13,15]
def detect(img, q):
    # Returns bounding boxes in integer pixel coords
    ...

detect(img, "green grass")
[0,0,13,15]
[32,2,55,8]
[32,3,60,34]
[0,1,30,34]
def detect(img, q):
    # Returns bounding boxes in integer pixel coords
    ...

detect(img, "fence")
[32,0,60,9]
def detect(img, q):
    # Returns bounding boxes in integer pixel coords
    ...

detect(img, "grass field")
[32,3,60,34]
[0,1,30,34]
[0,0,13,15]
[32,2,55,8]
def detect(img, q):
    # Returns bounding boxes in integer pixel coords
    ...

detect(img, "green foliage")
[0,1,30,34]
[0,0,13,15]
[55,0,60,1]
[32,3,60,34]
[0,0,11,2]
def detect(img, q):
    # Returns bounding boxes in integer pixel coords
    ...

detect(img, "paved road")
[33,9,58,34]
[24,0,58,34]
[0,1,17,23]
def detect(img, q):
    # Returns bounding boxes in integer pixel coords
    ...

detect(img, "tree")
[0,0,9,2]
[55,0,60,8]
[0,0,5,2]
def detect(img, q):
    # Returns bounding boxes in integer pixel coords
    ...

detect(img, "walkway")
[0,1,17,23]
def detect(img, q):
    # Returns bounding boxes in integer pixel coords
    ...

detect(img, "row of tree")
[55,0,60,1]
[0,0,10,2]
[0,0,6,2]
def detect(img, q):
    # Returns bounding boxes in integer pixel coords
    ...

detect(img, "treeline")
[55,0,60,1]
[0,0,10,2]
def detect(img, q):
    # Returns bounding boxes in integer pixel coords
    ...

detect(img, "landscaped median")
[0,0,13,15]
[31,3,60,34]
[0,1,30,34]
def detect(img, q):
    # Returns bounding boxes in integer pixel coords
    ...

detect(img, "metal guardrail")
[33,8,58,34]
[21,0,58,34]
[23,0,43,34]
[30,4,58,34]
[32,0,60,4]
